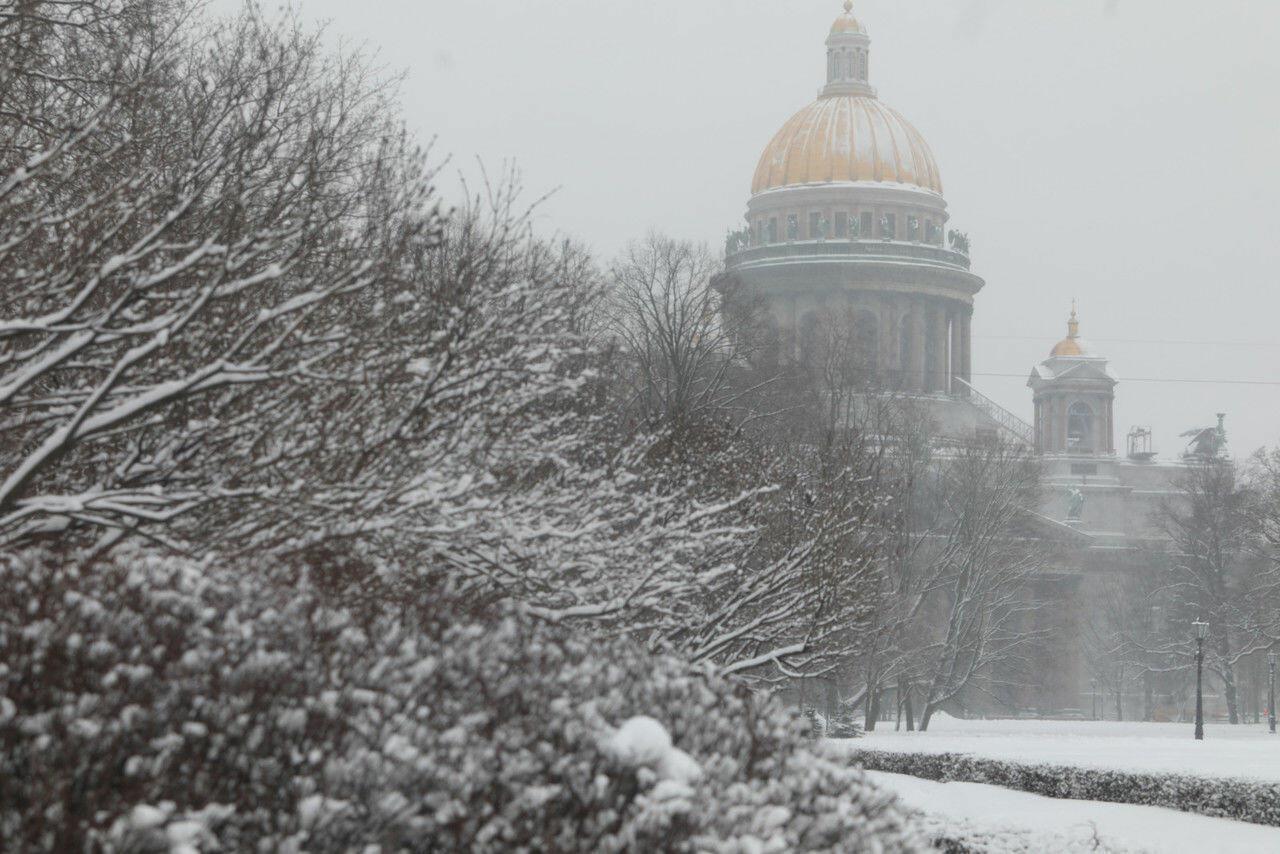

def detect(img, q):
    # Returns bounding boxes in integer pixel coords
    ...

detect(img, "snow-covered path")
[870,771,1280,853]
[830,714,1280,782]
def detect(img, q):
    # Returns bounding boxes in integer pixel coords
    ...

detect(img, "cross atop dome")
[1051,303,1088,357]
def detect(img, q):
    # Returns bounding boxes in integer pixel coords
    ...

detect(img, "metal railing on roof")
[954,377,1035,447]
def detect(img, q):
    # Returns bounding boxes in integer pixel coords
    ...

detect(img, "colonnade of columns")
[1034,395,1116,455]
[882,295,971,395]
[784,293,972,394]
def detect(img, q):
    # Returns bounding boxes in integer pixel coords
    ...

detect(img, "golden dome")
[831,2,867,35]
[752,95,943,195]
[1050,307,1088,357]
[1050,337,1086,357]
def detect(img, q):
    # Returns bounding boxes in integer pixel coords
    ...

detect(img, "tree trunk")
[919,702,935,732]
[1115,665,1124,722]
[903,683,916,732]
[1224,666,1240,724]
[863,679,878,732]
[1216,637,1240,724]
[1143,671,1154,722]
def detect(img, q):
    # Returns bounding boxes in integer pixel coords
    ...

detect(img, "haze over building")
[729,2,1233,719]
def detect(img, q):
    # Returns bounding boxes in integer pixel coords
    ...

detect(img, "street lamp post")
[1193,619,1208,741]
[1091,679,1098,720]
[1268,651,1276,735]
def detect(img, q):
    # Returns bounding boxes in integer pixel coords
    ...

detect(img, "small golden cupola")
[831,1,867,36]
[1050,305,1088,357]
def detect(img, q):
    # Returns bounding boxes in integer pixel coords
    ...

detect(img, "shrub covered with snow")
[0,549,922,852]
[845,748,1280,829]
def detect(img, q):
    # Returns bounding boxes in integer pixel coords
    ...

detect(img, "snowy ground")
[870,771,1280,854]
[827,713,1280,782]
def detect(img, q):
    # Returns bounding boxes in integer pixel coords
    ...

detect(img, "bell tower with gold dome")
[1028,306,1118,456]
[726,2,984,399]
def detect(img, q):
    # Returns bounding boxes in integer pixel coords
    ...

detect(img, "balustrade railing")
[726,238,971,271]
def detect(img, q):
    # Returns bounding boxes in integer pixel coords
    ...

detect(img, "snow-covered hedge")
[845,748,1280,828]
[0,549,923,851]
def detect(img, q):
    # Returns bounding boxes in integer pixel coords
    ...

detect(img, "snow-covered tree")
[0,0,441,551]
[860,432,1046,731]
[1153,458,1280,723]
[604,233,772,434]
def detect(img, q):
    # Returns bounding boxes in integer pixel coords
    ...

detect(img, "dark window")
[767,218,778,243]
[1068,402,1094,452]
[908,215,920,241]
[860,211,873,237]
[786,214,799,241]
[834,211,848,238]
[809,212,822,239]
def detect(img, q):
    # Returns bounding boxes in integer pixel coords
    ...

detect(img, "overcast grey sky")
[216,0,1280,458]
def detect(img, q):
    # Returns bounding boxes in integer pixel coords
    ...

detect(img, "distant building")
[725,3,1229,722]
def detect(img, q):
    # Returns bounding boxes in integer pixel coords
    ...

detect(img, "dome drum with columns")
[726,2,983,396]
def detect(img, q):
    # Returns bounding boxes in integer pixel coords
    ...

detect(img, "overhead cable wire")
[969,372,1280,387]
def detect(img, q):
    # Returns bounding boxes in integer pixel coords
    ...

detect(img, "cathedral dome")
[1050,337,1088,357]
[831,2,867,35]
[751,95,943,195]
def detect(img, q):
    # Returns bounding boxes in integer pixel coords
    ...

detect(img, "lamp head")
[1193,619,1209,640]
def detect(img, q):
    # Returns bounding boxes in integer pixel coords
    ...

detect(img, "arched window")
[1068,402,1094,452]
[859,51,868,79]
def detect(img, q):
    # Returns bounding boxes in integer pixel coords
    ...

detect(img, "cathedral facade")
[726,3,1227,721]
